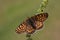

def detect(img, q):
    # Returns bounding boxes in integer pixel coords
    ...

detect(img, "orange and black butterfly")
[15,13,48,34]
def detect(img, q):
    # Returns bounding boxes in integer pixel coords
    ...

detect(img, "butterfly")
[15,13,48,34]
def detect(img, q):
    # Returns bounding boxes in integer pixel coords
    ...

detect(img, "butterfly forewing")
[35,13,48,22]
[16,22,26,34]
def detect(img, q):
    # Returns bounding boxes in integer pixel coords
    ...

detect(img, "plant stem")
[37,0,48,13]
[26,34,32,40]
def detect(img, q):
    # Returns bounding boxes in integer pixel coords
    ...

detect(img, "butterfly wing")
[26,24,35,34]
[31,13,48,30]
[34,21,43,30]
[35,13,48,22]
[15,22,26,34]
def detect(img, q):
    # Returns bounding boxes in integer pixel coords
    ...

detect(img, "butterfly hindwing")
[26,24,35,34]
[34,21,43,30]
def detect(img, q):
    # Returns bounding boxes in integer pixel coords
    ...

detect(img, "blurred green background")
[0,0,60,40]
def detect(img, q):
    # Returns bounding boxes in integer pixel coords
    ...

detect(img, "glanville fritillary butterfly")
[15,13,48,34]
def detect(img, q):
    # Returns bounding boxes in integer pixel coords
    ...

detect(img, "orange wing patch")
[34,21,43,30]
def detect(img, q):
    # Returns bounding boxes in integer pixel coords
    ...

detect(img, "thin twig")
[26,34,32,40]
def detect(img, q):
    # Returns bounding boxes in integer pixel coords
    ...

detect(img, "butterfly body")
[16,13,48,34]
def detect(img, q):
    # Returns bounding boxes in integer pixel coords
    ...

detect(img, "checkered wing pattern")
[15,13,48,34]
